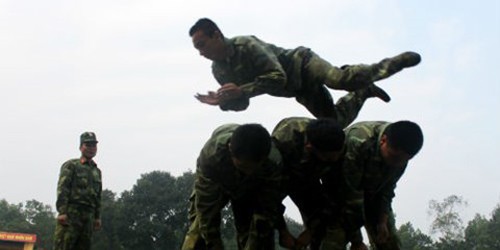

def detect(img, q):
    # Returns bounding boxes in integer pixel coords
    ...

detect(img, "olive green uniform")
[321,121,405,250]
[212,36,395,121]
[272,117,364,249]
[54,158,102,250]
[181,124,285,250]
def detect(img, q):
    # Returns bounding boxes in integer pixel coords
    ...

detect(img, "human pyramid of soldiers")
[54,18,424,250]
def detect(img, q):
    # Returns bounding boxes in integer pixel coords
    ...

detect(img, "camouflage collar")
[376,123,391,154]
[222,37,235,63]
[80,157,96,166]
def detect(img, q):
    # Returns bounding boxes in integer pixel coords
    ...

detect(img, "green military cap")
[80,132,98,144]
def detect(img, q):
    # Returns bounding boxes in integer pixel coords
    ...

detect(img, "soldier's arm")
[213,42,287,100]
[55,161,74,215]
[238,42,287,98]
[194,171,226,248]
[341,140,366,232]
[94,169,102,219]
[377,179,398,215]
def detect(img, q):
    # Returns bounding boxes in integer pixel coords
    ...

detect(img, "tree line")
[1,171,499,249]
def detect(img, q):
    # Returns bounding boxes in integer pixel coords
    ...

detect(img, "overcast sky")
[1,0,499,236]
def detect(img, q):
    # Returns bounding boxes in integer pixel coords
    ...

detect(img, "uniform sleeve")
[340,138,366,231]
[287,167,329,232]
[240,42,287,98]
[94,169,103,219]
[212,41,287,99]
[255,164,286,230]
[219,96,250,112]
[195,169,227,247]
[375,170,404,215]
[55,161,74,215]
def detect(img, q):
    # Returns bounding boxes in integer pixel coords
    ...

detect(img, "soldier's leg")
[319,223,349,250]
[53,209,83,250]
[304,51,420,91]
[296,84,389,128]
[295,85,337,119]
[334,84,391,128]
[54,223,79,250]
[74,212,93,250]
[371,52,421,82]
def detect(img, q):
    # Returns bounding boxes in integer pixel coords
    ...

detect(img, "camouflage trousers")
[181,192,275,250]
[53,206,95,250]
[295,50,381,121]
[318,222,363,250]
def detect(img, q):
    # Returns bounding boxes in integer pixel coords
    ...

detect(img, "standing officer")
[54,132,102,250]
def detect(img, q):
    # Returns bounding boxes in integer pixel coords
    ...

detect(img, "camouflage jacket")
[339,121,407,228]
[195,124,285,245]
[272,117,335,230]
[56,158,102,218]
[212,36,311,111]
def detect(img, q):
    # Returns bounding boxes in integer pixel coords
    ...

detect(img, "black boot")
[356,84,391,103]
[372,51,421,82]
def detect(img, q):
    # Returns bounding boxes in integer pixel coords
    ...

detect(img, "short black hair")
[189,18,223,38]
[306,118,345,151]
[384,121,424,157]
[230,124,271,161]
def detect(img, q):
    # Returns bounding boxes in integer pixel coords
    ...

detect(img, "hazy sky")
[1,0,499,236]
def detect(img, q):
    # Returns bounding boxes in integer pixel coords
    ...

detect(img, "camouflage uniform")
[211,36,399,121]
[272,117,363,249]
[54,158,102,250]
[181,124,285,250]
[321,121,405,250]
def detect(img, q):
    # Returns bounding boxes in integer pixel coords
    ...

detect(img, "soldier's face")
[80,142,97,159]
[191,30,225,61]
[231,156,265,176]
[312,149,342,163]
[306,143,343,163]
[380,136,411,168]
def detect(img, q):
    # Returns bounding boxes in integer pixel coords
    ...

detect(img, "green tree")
[92,189,124,250]
[428,195,468,250]
[22,199,56,249]
[428,195,468,241]
[462,204,500,249]
[397,222,433,250]
[115,171,193,249]
[0,199,31,232]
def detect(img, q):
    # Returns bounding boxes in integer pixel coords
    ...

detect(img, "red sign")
[0,231,37,243]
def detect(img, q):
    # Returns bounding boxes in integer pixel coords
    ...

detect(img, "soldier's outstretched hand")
[195,91,220,105]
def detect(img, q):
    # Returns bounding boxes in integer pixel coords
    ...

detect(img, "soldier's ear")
[380,135,388,147]
[214,30,223,40]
